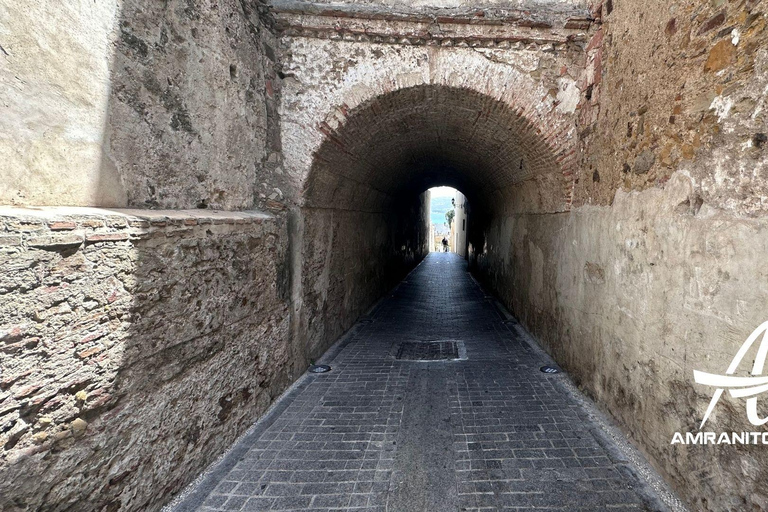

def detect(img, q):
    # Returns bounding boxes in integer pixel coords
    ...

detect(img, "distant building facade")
[453,190,469,258]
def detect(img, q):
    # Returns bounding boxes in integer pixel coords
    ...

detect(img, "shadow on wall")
[298,191,431,361]
[99,0,280,210]
[0,1,295,511]
[0,0,276,208]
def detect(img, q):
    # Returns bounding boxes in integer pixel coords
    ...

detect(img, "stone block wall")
[574,0,767,216]
[0,208,292,511]
[0,1,295,509]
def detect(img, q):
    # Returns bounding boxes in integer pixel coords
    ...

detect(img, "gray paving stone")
[172,253,676,511]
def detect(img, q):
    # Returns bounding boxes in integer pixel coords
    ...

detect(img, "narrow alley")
[171,253,676,512]
[3,1,767,509]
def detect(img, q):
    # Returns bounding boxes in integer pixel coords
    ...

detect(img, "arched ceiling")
[304,85,568,214]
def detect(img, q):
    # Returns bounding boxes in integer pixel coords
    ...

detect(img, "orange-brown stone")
[704,40,736,72]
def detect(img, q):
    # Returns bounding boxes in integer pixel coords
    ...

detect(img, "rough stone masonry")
[1,0,767,510]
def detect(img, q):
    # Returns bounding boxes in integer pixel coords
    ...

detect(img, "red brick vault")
[295,83,585,364]
[277,2,593,213]
[305,85,572,213]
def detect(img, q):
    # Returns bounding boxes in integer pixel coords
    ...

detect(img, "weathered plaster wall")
[479,176,768,510]
[0,0,283,211]
[0,208,293,511]
[475,1,768,510]
[480,174,768,510]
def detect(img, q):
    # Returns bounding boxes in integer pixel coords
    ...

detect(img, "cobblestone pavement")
[172,253,677,512]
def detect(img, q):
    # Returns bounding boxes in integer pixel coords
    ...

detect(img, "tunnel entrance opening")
[297,84,570,361]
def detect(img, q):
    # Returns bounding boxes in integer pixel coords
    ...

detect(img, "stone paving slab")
[169,252,683,512]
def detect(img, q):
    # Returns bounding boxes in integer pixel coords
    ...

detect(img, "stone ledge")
[272,1,593,45]
[270,0,592,26]
[0,207,273,222]
[0,207,275,248]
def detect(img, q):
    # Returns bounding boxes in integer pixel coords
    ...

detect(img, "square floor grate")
[396,341,461,361]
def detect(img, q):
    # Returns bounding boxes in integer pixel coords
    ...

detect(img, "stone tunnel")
[1,0,768,510]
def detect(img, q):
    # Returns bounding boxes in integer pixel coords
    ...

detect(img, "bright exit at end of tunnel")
[428,186,469,257]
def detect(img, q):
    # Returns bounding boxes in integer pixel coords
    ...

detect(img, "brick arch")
[303,83,576,214]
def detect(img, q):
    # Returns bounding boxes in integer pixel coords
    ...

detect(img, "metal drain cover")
[308,364,331,373]
[540,365,560,374]
[396,341,461,361]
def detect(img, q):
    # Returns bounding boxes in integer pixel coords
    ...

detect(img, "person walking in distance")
[442,237,448,252]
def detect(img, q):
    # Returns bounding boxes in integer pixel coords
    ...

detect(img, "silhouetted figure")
[442,237,448,252]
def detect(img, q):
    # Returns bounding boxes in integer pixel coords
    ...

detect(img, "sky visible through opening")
[429,186,457,232]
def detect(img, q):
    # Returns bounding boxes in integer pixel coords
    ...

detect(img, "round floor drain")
[540,365,560,374]
[308,364,331,373]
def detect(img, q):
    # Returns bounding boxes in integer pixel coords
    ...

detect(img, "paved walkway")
[172,253,678,512]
